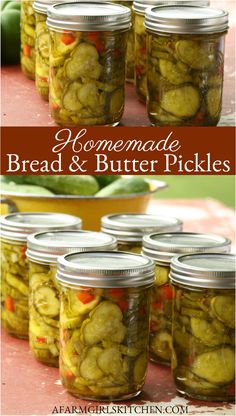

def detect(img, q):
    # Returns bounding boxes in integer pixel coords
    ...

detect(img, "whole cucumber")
[96,177,150,197]
[1,181,54,195]
[3,175,99,195]
[93,175,121,189]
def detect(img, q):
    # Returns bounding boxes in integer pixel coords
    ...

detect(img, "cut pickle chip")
[81,301,126,346]
[159,59,192,85]
[68,291,100,315]
[97,347,124,377]
[53,31,78,56]
[33,286,59,317]
[62,82,83,112]
[206,88,222,119]
[134,352,147,383]
[65,42,102,81]
[211,296,235,329]
[151,330,172,361]
[80,346,104,381]
[191,347,235,385]
[191,317,231,347]
[175,366,220,391]
[161,85,200,118]
[155,265,169,286]
[110,89,123,115]
[175,40,215,70]
[5,273,29,296]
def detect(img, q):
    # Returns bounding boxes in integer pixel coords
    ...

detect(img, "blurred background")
[149,175,235,207]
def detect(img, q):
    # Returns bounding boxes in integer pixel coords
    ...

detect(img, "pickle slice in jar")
[68,290,100,315]
[53,31,78,57]
[175,366,221,392]
[65,43,102,81]
[155,266,169,286]
[191,347,235,385]
[80,346,104,381]
[81,301,126,346]
[33,286,59,317]
[160,85,200,118]
[211,296,235,329]
[190,317,231,347]
[5,273,29,296]
[159,59,192,86]
[62,82,83,112]
[97,347,125,379]
[151,330,172,361]
[206,87,222,119]
[175,40,215,70]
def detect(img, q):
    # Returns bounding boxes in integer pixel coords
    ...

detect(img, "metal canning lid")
[170,253,235,289]
[0,212,82,243]
[47,2,131,31]
[27,230,117,263]
[101,213,182,242]
[57,251,155,288]
[133,0,210,15]
[142,232,231,265]
[33,0,60,15]
[145,6,229,34]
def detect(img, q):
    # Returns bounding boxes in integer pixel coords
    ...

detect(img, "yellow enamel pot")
[0,179,167,230]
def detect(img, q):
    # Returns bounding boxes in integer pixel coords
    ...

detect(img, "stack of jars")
[20,0,229,126]
[1,211,235,402]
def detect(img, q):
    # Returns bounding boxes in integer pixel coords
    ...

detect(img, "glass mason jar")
[145,5,228,126]
[33,0,51,100]
[56,251,155,400]
[20,0,36,79]
[133,0,210,102]
[142,232,231,365]
[46,2,131,126]
[170,253,235,402]
[101,213,182,254]
[27,230,117,367]
[111,1,134,81]
[0,213,82,339]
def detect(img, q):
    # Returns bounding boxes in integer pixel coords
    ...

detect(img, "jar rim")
[170,253,235,288]
[133,0,210,16]
[145,5,229,34]
[47,2,131,31]
[101,213,182,242]
[27,230,117,263]
[56,250,155,288]
[0,212,82,242]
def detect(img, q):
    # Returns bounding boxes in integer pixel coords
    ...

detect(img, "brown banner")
[1,126,235,175]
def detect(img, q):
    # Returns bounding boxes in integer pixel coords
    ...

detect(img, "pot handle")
[0,197,19,213]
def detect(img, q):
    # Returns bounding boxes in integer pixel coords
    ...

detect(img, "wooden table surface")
[1,0,235,127]
[1,198,235,416]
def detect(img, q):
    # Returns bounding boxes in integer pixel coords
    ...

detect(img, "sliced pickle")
[206,88,222,119]
[211,296,235,329]
[33,286,59,317]
[161,85,200,118]
[159,59,192,85]
[65,43,102,81]
[175,40,215,70]
[191,317,231,347]
[68,290,100,315]
[191,348,235,385]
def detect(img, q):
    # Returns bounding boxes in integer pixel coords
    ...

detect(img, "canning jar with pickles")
[101,213,182,254]
[0,213,82,339]
[142,232,231,365]
[21,0,36,79]
[170,253,235,401]
[133,1,210,103]
[27,230,116,366]
[46,2,131,126]
[33,0,52,100]
[111,1,134,81]
[145,5,229,126]
[56,251,155,400]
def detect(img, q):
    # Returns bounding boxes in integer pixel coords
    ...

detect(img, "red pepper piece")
[108,288,125,299]
[36,336,47,344]
[136,64,145,77]
[150,320,158,332]
[138,306,145,316]
[5,296,15,312]
[23,44,31,57]
[78,290,95,304]
[151,301,164,311]
[20,246,27,259]
[139,46,146,54]
[227,382,235,396]
[64,370,75,380]
[87,32,104,53]
[118,299,129,311]
[61,32,76,45]
[52,103,61,111]
[193,111,204,124]
[39,76,48,82]
[159,284,174,300]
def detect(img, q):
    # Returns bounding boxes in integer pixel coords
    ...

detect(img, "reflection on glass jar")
[20,0,36,79]
[101,213,182,255]
[170,253,235,402]
[27,230,116,367]
[145,6,228,126]
[56,251,154,400]
[0,213,82,339]
[46,2,131,126]
[142,232,231,365]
